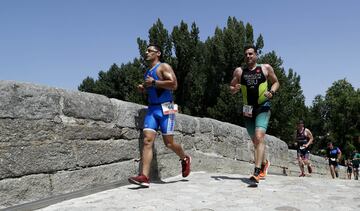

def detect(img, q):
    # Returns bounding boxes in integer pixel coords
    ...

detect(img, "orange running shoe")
[259,160,271,179]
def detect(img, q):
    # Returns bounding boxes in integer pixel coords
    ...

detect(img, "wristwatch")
[152,79,156,87]
[269,90,275,96]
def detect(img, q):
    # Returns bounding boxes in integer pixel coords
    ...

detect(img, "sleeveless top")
[240,64,269,107]
[296,128,309,149]
[144,63,173,105]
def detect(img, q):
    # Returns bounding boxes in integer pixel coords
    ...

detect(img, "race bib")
[161,102,178,115]
[330,158,336,161]
[243,105,253,118]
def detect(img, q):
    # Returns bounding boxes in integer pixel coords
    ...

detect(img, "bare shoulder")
[233,67,243,77]
[159,63,173,71]
[305,128,313,135]
[262,64,274,72]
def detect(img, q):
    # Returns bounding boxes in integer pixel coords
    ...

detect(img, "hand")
[264,90,274,99]
[230,84,241,94]
[137,84,145,93]
[144,76,155,87]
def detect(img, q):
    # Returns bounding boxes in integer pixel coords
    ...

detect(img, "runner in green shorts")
[230,45,280,185]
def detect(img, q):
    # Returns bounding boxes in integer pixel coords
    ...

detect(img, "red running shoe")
[181,155,191,177]
[128,174,150,188]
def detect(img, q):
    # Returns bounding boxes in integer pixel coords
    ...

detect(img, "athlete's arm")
[137,84,146,93]
[263,64,280,99]
[147,63,178,90]
[230,67,242,94]
[304,129,314,147]
[337,148,342,162]
[293,131,298,147]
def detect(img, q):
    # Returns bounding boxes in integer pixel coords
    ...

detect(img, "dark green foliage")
[257,52,307,145]
[207,84,244,126]
[78,17,359,156]
[78,76,96,93]
[78,59,146,105]
[307,79,360,158]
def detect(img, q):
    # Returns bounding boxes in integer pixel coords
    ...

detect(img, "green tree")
[78,76,96,93]
[78,17,317,148]
[207,84,243,125]
[306,95,329,153]
[256,52,307,144]
[324,79,360,156]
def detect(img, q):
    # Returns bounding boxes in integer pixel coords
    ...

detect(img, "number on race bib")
[161,102,178,115]
[243,105,253,118]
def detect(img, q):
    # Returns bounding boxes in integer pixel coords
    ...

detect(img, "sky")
[0,0,359,106]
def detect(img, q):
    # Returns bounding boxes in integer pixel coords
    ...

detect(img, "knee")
[143,137,154,148]
[165,142,173,149]
[253,136,264,146]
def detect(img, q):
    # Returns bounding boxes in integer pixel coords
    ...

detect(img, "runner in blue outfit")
[326,142,342,179]
[128,44,191,188]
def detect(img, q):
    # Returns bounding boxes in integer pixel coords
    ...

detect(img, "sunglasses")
[146,49,158,53]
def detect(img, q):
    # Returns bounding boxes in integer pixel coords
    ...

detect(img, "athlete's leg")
[348,170,352,179]
[141,130,157,177]
[253,111,271,168]
[162,135,186,159]
[244,117,256,163]
[335,164,339,178]
[158,112,187,158]
[353,167,356,179]
[159,111,191,177]
[303,153,312,174]
[329,164,336,179]
[298,155,305,175]
[253,129,266,169]
[140,107,159,177]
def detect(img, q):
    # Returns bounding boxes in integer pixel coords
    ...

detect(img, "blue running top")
[144,63,173,105]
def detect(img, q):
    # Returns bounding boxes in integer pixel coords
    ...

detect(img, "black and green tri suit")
[240,64,271,138]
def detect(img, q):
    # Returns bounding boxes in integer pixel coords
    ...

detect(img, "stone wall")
[0,81,332,209]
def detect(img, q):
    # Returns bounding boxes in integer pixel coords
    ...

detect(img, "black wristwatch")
[152,79,156,87]
[269,90,275,96]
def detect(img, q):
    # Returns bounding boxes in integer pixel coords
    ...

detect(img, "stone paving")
[36,172,360,211]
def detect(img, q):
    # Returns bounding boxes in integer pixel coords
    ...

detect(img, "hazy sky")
[1,0,359,106]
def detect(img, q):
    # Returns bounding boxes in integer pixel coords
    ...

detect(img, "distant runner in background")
[294,120,314,177]
[352,150,360,180]
[345,159,353,180]
[326,142,342,179]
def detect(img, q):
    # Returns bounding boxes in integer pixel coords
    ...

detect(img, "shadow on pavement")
[127,179,189,190]
[152,179,189,184]
[211,175,254,185]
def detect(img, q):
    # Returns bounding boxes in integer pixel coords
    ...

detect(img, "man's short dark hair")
[244,45,257,54]
[147,43,163,60]
[298,119,305,125]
